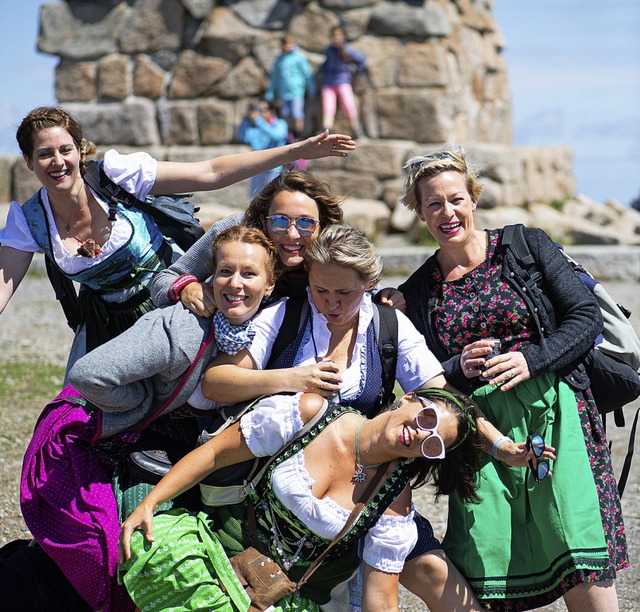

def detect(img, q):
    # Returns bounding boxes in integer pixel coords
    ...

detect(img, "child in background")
[237,100,289,196]
[265,34,317,138]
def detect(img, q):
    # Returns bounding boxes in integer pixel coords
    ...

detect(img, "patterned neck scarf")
[213,310,256,355]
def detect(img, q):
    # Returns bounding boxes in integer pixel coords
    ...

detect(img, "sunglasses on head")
[409,151,455,171]
[526,432,550,483]
[414,396,446,459]
[266,215,318,236]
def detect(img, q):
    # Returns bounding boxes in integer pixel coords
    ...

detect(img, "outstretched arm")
[118,422,253,562]
[0,246,33,315]
[151,130,355,195]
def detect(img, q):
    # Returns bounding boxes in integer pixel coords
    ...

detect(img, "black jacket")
[399,227,603,394]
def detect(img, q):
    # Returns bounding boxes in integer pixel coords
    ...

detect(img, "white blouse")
[0,150,157,275]
[240,394,418,573]
[248,291,443,398]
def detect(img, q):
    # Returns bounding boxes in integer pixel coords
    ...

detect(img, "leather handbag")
[230,463,389,611]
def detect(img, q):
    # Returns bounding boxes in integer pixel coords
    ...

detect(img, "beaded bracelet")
[490,436,513,460]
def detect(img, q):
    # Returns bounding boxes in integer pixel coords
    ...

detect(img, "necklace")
[51,206,73,233]
[352,420,382,483]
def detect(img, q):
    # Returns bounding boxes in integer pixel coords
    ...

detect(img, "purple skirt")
[20,385,135,612]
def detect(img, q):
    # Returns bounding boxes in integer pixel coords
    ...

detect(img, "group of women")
[1,106,628,612]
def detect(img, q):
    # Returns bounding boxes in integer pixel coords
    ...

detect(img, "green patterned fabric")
[123,510,320,612]
[442,373,608,600]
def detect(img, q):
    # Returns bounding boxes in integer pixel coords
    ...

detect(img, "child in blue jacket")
[265,34,317,137]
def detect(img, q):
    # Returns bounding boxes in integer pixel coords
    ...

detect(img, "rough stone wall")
[6,0,578,240]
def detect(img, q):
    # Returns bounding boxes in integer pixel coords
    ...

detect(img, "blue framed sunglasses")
[526,432,550,483]
[266,215,318,236]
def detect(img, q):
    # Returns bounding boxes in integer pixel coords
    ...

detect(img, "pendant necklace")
[51,206,73,233]
[352,419,381,483]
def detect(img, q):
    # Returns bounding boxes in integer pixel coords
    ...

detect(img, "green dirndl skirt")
[121,510,320,612]
[442,373,609,603]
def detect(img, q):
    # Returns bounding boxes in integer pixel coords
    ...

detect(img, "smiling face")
[263,190,321,271]
[416,170,477,248]
[25,126,81,194]
[386,395,459,460]
[212,240,275,325]
[308,261,369,329]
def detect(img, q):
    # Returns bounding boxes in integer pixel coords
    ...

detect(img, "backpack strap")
[617,405,639,498]
[266,297,310,369]
[83,160,191,234]
[372,303,398,410]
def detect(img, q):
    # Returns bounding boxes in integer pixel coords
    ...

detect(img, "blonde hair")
[401,146,483,213]
[304,224,382,287]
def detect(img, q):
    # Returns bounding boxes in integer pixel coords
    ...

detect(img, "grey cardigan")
[399,226,603,394]
[68,302,216,439]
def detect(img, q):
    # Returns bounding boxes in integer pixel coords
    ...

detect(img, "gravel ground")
[0,269,638,610]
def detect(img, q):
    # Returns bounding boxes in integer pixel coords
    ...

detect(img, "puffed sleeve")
[395,310,444,390]
[102,149,158,200]
[246,298,288,369]
[361,505,418,574]
[0,201,41,251]
[240,393,304,456]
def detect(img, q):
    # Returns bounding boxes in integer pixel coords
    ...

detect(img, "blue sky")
[2,0,639,204]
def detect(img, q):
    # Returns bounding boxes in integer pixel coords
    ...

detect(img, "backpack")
[0,539,92,612]
[267,297,399,412]
[502,223,640,497]
[44,160,206,331]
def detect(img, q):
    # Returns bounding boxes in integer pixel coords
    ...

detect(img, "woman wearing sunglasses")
[118,388,483,612]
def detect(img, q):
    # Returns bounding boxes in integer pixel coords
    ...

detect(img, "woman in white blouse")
[0,106,354,375]
[119,389,483,612]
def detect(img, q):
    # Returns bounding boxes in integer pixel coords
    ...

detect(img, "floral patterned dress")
[429,230,628,611]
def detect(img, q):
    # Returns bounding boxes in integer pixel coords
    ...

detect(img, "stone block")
[158,103,198,146]
[228,0,295,31]
[344,139,412,180]
[62,100,160,146]
[342,197,391,240]
[198,101,236,145]
[55,62,97,102]
[377,89,452,142]
[134,56,166,99]
[168,51,231,99]
[214,57,268,100]
[0,157,14,204]
[39,2,127,61]
[398,41,450,87]
[196,7,256,63]
[98,54,131,100]
[289,5,340,54]
[369,2,451,38]
[11,162,42,206]
[119,0,185,54]
[182,0,215,20]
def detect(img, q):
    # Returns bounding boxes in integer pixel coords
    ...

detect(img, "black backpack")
[45,160,206,331]
[0,539,91,612]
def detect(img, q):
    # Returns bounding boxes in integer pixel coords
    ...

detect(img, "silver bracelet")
[490,436,513,460]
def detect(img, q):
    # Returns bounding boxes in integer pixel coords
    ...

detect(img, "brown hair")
[244,168,344,230]
[211,225,279,285]
[16,106,97,175]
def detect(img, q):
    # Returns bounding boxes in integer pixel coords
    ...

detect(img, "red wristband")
[168,274,199,303]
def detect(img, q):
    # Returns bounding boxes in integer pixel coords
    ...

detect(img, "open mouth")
[49,169,69,180]
[222,294,247,306]
[401,425,413,447]
[439,222,461,234]
[280,244,303,255]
